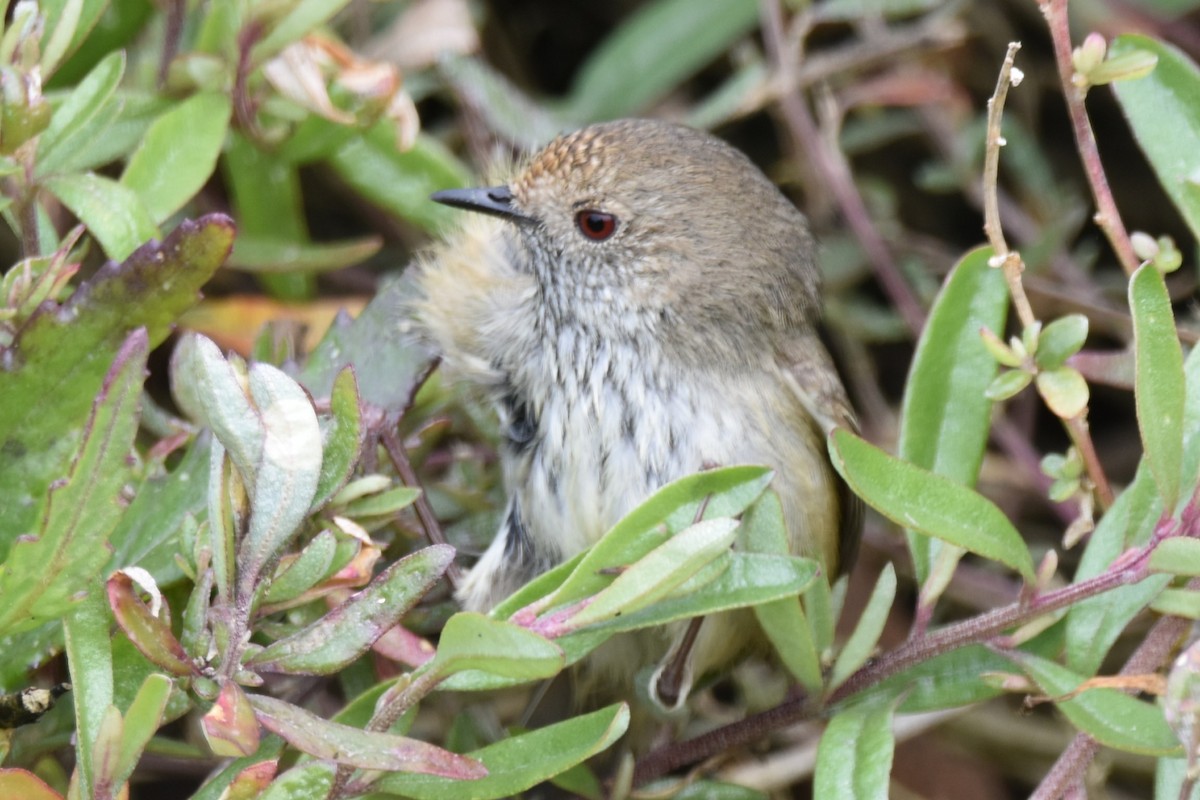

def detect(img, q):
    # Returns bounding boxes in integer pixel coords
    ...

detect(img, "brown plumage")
[416,118,861,703]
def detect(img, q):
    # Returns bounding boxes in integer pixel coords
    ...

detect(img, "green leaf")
[328,128,472,233]
[1035,366,1090,419]
[429,613,564,689]
[436,56,568,150]
[456,554,816,693]
[373,703,629,800]
[1066,463,1169,674]
[830,564,897,690]
[40,0,110,77]
[1036,314,1089,370]
[985,368,1032,401]
[246,545,455,675]
[0,330,145,634]
[258,763,331,800]
[311,367,363,511]
[565,518,739,629]
[745,493,822,691]
[1131,263,1186,509]
[897,245,1008,584]
[260,529,339,609]
[120,92,231,223]
[64,591,114,798]
[1150,538,1200,576]
[112,673,171,791]
[564,0,760,121]
[830,429,1035,580]
[813,703,896,799]
[252,0,353,63]
[249,694,487,777]
[1008,650,1182,756]
[1111,35,1200,246]
[43,172,158,260]
[297,272,437,411]
[36,50,124,175]
[236,363,324,592]
[1157,757,1200,800]
[1151,588,1200,619]
[228,235,382,273]
[107,434,210,584]
[540,466,773,612]
[851,644,1011,714]
[0,215,233,562]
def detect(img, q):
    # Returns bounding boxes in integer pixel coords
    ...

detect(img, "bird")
[415,117,860,705]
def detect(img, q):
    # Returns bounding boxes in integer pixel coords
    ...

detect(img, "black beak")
[431,185,532,223]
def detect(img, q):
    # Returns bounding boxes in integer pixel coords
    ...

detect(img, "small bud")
[1071,33,1107,76]
[1021,320,1043,359]
[1130,230,1159,262]
[980,326,1022,368]
[1154,235,1183,274]
[1035,549,1059,591]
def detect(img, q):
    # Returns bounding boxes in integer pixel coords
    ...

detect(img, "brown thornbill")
[417,118,861,707]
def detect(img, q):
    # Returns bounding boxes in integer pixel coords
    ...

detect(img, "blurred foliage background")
[3,0,1200,797]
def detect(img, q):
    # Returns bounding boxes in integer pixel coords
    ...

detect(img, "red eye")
[575,210,618,241]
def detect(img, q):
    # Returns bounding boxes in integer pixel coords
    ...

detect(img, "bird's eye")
[575,210,618,241]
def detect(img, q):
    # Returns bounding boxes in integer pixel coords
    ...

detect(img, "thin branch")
[1039,0,1140,276]
[982,41,1037,331]
[381,425,461,590]
[1029,589,1193,799]
[759,0,926,336]
[1064,414,1115,511]
[632,540,1160,787]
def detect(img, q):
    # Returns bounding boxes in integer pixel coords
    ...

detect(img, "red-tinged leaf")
[249,694,487,778]
[373,623,436,669]
[107,572,194,677]
[0,769,64,800]
[247,545,454,675]
[0,215,236,555]
[0,330,146,635]
[202,682,261,758]
[222,760,278,800]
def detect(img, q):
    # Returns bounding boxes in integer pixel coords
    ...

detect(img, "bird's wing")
[776,333,864,575]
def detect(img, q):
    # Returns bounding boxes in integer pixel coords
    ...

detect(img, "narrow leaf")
[112,673,171,790]
[0,330,146,633]
[566,518,738,628]
[64,591,113,799]
[830,564,897,690]
[36,50,124,175]
[1131,263,1186,509]
[565,0,759,121]
[236,363,323,590]
[831,429,1035,580]
[373,703,628,800]
[246,545,454,675]
[430,612,564,689]
[897,246,1008,584]
[43,172,158,260]
[1009,651,1181,756]
[814,703,896,799]
[1111,35,1200,246]
[107,572,194,676]
[249,694,487,778]
[1150,538,1200,576]
[121,92,232,222]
